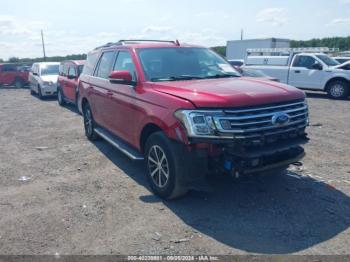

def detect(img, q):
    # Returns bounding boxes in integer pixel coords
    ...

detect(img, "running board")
[94,127,144,160]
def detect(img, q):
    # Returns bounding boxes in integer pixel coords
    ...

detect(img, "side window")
[83,52,99,76]
[293,56,316,69]
[68,66,76,77]
[95,52,115,79]
[2,64,17,72]
[113,51,137,81]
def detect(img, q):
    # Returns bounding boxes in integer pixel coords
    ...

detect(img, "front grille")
[214,100,308,139]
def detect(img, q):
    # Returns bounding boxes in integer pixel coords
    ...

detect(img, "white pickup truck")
[244,48,350,99]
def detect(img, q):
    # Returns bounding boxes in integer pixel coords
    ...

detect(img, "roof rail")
[247,47,339,54]
[94,39,180,50]
[118,39,180,45]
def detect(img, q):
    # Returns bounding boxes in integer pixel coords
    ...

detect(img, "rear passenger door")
[90,51,116,129]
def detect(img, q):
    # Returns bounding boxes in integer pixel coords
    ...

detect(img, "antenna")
[240,29,244,40]
[41,30,46,61]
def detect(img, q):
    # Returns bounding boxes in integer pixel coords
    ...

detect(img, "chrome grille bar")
[215,100,308,138]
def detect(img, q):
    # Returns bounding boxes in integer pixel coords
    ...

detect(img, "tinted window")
[293,56,316,69]
[83,52,99,76]
[68,66,76,77]
[95,52,115,79]
[2,64,17,72]
[77,65,84,76]
[113,52,137,81]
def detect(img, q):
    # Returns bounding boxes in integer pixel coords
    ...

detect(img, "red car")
[0,63,30,88]
[57,60,85,106]
[78,40,309,199]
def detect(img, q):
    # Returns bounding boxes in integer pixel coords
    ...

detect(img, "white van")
[29,62,60,98]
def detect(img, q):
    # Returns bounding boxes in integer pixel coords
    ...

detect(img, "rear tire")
[145,132,188,199]
[14,79,24,88]
[57,88,65,106]
[83,103,99,141]
[327,80,349,99]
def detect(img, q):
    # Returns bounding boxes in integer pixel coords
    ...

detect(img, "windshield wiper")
[204,74,240,79]
[151,75,204,82]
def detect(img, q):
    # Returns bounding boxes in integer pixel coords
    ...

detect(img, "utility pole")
[41,30,46,61]
[241,28,244,40]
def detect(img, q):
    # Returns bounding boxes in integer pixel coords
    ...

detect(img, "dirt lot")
[0,88,350,255]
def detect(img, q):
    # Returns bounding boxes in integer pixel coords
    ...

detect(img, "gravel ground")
[0,88,350,255]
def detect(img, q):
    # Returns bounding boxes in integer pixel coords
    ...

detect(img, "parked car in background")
[29,62,60,98]
[333,57,350,64]
[57,60,85,107]
[78,40,309,199]
[245,48,350,99]
[228,59,244,67]
[0,63,30,88]
[234,66,279,82]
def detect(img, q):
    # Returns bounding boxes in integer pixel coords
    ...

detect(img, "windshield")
[137,47,240,82]
[316,55,339,66]
[40,65,59,76]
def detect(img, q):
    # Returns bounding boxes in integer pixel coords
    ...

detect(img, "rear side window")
[83,52,99,76]
[95,51,115,79]
[113,51,137,81]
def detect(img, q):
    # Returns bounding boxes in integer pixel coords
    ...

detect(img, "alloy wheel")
[84,108,93,136]
[148,145,169,188]
[330,84,345,98]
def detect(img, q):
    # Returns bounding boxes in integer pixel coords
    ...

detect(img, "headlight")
[174,110,223,137]
[43,81,53,86]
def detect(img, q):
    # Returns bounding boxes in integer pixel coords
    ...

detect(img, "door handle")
[294,70,301,73]
[107,91,113,97]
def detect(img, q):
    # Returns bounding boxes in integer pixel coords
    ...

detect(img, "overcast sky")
[0,0,350,59]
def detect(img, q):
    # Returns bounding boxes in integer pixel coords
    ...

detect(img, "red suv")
[78,40,309,199]
[0,63,30,88]
[57,60,85,107]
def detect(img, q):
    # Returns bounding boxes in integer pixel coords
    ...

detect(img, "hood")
[40,75,58,83]
[150,77,305,108]
[331,61,350,70]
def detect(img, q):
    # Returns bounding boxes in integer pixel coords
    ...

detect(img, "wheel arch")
[325,77,350,91]
[139,123,163,154]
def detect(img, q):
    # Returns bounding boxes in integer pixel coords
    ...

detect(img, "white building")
[226,38,290,60]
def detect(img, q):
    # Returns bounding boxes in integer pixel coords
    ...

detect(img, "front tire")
[38,85,43,99]
[57,88,65,106]
[327,80,349,99]
[83,103,99,141]
[145,132,188,199]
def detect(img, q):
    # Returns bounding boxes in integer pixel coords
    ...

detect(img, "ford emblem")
[272,112,290,126]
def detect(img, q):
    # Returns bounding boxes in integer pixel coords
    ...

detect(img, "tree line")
[0,54,87,64]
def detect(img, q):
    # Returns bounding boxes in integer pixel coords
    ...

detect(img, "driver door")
[288,55,326,90]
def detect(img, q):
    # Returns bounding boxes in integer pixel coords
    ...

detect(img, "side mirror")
[312,63,322,70]
[109,70,135,85]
